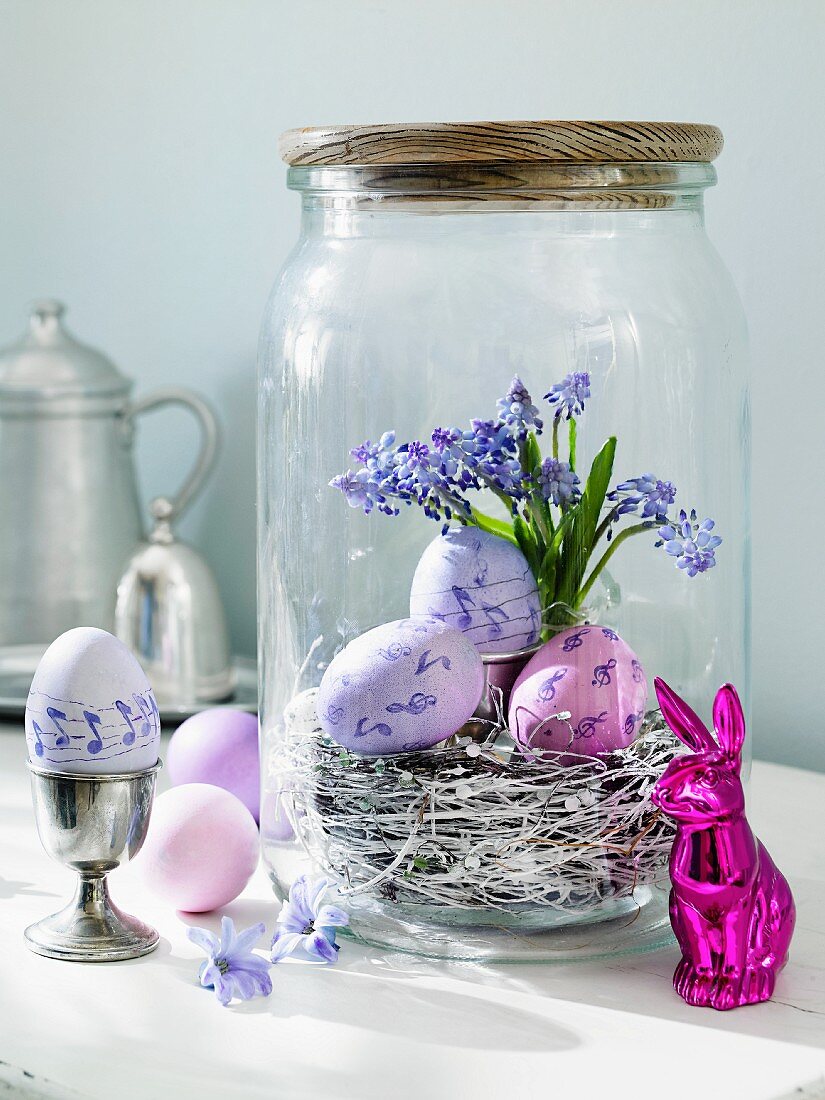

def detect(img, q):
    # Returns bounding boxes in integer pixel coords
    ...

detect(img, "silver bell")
[115,494,233,706]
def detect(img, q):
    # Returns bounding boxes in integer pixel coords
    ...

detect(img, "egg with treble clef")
[508,625,647,758]
[317,617,484,755]
[25,627,161,774]
[409,527,542,654]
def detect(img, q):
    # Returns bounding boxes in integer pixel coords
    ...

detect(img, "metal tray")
[0,645,257,724]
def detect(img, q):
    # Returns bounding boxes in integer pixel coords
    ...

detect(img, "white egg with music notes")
[25,627,160,774]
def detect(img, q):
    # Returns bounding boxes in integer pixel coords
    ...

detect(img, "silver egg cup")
[25,760,161,962]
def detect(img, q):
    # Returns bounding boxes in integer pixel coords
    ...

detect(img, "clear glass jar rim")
[287,161,716,198]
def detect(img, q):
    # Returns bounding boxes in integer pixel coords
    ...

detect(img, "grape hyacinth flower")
[657,510,722,576]
[544,371,591,419]
[330,469,397,516]
[608,474,677,519]
[536,457,580,506]
[350,430,396,475]
[271,875,350,964]
[496,376,543,439]
[188,917,272,1006]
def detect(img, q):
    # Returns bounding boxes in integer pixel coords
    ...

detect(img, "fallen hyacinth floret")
[188,917,272,1006]
[271,875,350,964]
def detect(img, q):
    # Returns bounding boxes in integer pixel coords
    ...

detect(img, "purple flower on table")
[187,917,272,1007]
[496,376,543,439]
[536,457,580,506]
[656,510,722,577]
[544,371,591,419]
[608,474,677,519]
[271,875,349,964]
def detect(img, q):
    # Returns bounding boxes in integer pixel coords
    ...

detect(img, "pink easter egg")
[167,709,260,823]
[509,625,647,757]
[138,784,259,912]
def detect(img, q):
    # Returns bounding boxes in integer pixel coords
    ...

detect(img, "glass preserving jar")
[258,121,749,961]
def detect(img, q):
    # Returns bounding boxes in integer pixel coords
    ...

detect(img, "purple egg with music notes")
[409,528,541,654]
[317,617,484,756]
[509,625,647,758]
[25,627,160,774]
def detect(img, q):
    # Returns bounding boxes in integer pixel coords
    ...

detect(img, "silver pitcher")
[0,300,217,647]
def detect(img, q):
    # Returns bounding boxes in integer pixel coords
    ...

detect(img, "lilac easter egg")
[167,709,260,823]
[138,783,259,912]
[25,627,160,774]
[509,625,648,757]
[410,528,541,654]
[317,617,484,755]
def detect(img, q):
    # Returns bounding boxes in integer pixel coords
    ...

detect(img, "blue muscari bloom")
[496,376,543,439]
[350,430,396,473]
[478,455,526,501]
[329,469,397,516]
[608,473,677,519]
[188,917,272,1006]
[466,413,517,462]
[536,457,580,506]
[271,875,349,964]
[544,371,591,419]
[656,509,722,577]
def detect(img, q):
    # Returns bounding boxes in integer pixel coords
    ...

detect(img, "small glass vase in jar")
[258,121,749,961]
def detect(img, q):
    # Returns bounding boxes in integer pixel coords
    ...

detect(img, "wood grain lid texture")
[280,120,723,167]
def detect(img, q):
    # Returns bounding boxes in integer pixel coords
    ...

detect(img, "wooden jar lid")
[280,120,723,167]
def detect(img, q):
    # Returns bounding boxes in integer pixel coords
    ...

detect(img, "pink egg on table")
[167,708,260,822]
[509,625,647,757]
[138,784,259,912]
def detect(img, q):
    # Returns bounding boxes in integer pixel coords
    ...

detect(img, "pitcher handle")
[127,388,219,524]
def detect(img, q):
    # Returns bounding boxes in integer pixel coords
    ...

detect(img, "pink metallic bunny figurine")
[653,678,795,1010]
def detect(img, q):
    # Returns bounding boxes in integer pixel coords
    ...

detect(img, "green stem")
[575,522,651,608]
[552,415,560,460]
[527,497,551,544]
[568,418,577,470]
[593,506,619,547]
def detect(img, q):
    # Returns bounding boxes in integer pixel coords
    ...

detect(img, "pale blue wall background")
[1,0,823,769]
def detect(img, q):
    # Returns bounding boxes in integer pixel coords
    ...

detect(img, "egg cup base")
[24,883,159,962]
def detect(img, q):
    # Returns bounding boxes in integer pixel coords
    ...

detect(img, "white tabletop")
[1,725,824,1100]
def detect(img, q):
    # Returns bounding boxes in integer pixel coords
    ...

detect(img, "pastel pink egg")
[509,625,647,757]
[167,709,260,823]
[138,784,259,912]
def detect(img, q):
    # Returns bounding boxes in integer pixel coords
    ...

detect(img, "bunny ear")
[713,683,746,768]
[654,677,716,754]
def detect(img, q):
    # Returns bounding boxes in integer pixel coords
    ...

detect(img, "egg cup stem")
[25,761,161,962]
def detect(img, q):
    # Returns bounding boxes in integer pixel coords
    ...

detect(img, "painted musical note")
[378,643,412,662]
[602,628,619,641]
[538,669,566,703]
[450,585,476,628]
[115,699,138,745]
[575,711,608,739]
[415,649,451,675]
[480,601,509,637]
[325,705,344,726]
[631,659,645,684]
[591,658,617,687]
[133,693,155,736]
[354,717,393,739]
[83,709,104,754]
[562,628,590,652]
[624,712,641,737]
[386,693,437,715]
[31,721,45,757]
[46,706,70,747]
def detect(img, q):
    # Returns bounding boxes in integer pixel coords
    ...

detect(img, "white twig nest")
[271,691,681,918]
